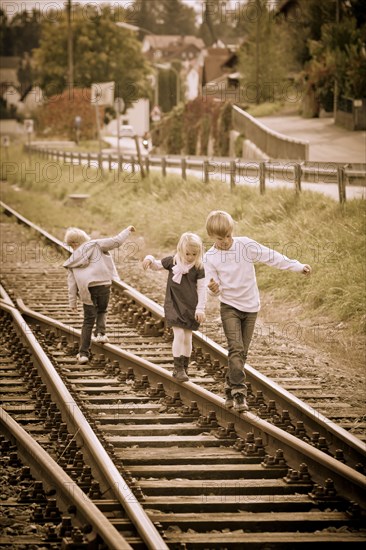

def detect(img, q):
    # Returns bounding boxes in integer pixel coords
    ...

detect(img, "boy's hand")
[142,258,152,270]
[128,225,136,232]
[71,305,78,312]
[302,264,312,276]
[208,278,220,295]
[195,311,205,323]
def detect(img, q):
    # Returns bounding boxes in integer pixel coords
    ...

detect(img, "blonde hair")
[64,227,91,246]
[206,210,234,237]
[175,232,204,269]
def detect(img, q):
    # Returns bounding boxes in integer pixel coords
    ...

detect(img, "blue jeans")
[79,285,110,357]
[220,302,257,397]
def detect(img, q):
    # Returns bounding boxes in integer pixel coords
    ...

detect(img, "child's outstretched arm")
[142,254,164,271]
[195,278,206,323]
[97,226,136,252]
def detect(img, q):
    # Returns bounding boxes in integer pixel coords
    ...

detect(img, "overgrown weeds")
[1,145,365,335]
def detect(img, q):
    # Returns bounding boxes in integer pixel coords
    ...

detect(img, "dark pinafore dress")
[161,256,205,331]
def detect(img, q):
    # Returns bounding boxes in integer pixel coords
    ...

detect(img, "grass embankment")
[1,144,365,340]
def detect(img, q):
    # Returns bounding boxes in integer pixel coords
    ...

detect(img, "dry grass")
[1,145,365,344]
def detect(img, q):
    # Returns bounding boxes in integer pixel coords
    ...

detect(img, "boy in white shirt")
[204,210,311,412]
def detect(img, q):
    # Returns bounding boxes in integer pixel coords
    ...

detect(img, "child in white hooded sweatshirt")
[63,225,135,363]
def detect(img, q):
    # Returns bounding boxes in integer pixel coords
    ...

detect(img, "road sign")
[91,82,115,106]
[151,105,162,122]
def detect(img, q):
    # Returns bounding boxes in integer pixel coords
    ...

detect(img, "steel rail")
[120,288,366,464]
[13,297,366,509]
[1,200,365,464]
[0,291,169,550]
[0,407,133,550]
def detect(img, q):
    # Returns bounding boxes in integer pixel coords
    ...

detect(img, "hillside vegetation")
[1,145,365,341]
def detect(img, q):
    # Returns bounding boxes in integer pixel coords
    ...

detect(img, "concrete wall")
[232,105,309,161]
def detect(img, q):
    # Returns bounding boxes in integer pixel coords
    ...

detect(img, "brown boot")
[172,356,189,382]
[181,355,190,375]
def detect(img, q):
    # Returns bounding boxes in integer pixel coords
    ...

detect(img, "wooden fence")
[24,144,366,204]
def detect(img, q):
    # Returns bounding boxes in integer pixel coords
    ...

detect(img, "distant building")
[20,85,44,116]
[142,35,206,102]
[2,85,21,109]
[202,46,240,101]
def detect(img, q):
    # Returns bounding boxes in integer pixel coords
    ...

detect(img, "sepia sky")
[0,0,254,23]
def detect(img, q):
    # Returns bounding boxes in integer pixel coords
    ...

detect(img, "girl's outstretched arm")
[142,254,164,271]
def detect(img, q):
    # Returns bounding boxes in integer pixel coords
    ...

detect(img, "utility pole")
[67,0,73,90]
[333,0,340,119]
[255,0,260,104]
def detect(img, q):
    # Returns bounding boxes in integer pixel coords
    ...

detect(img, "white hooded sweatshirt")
[63,228,131,307]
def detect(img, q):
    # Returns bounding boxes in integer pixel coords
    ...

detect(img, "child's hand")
[142,257,152,270]
[302,264,312,276]
[128,225,136,232]
[71,305,78,312]
[195,311,205,323]
[208,278,220,295]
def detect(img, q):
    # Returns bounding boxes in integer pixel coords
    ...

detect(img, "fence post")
[181,157,186,180]
[230,160,236,191]
[259,161,266,194]
[145,156,150,176]
[337,166,346,203]
[161,156,166,177]
[78,152,81,165]
[294,163,302,194]
[70,151,73,166]
[108,154,112,171]
[203,160,209,183]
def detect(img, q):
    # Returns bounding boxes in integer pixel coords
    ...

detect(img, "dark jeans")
[80,285,110,357]
[220,302,257,397]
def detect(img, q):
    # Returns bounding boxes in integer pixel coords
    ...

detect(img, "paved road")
[101,117,366,200]
[258,115,366,164]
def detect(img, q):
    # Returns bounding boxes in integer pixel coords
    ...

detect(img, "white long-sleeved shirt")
[203,237,306,312]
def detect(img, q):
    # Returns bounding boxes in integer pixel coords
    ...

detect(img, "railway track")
[1,201,366,547]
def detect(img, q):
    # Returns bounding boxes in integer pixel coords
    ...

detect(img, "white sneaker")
[95,334,109,343]
[76,353,88,364]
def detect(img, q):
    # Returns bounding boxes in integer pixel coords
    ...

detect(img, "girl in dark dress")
[142,232,206,381]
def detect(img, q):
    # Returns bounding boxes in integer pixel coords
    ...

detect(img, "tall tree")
[0,8,42,57]
[33,5,151,106]
[11,9,42,56]
[198,0,245,46]
[132,0,196,35]
[0,8,13,55]
[280,0,366,111]
[238,0,290,104]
